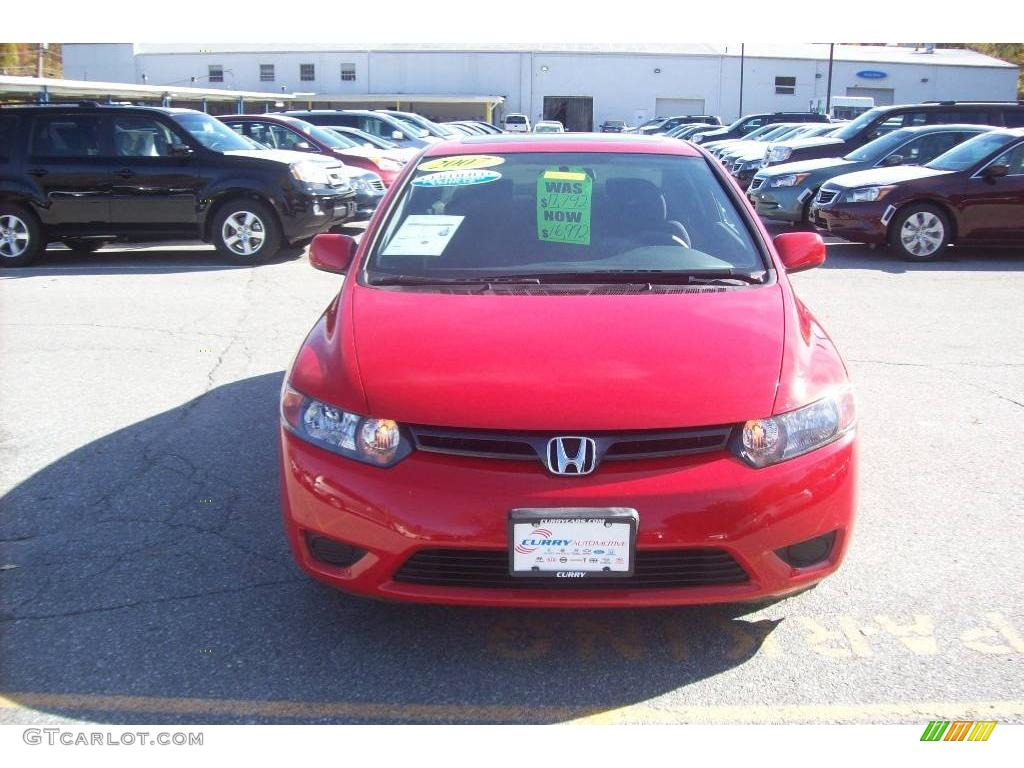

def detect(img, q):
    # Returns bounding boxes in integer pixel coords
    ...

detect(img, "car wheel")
[890,204,951,262]
[212,200,281,265]
[62,239,107,254]
[0,204,44,268]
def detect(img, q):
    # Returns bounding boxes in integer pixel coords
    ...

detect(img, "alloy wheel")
[0,214,30,259]
[899,211,945,258]
[221,211,266,257]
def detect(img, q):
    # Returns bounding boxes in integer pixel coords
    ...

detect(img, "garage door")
[846,86,894,106]
[655,98,706,117]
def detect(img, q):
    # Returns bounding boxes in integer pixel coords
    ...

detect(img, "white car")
[502,113,531,133]
[533,120,565,133]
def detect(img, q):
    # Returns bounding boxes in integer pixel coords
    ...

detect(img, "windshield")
[299,122,359,149]
[639,118,666,129]
[844,128,915,162]
[366,152,765,284]
[830,106,886,141]
[926,131,1017,171]
[172,113,252,151]
[394,113,452,137]
[331,127,396,149]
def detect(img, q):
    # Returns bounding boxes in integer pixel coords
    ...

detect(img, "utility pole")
[825,43,835,115]
[738,43,745,117]
[36,43,48,78]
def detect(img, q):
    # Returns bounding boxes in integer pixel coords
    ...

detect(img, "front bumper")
[751,186,810,223]
[810,200,890,244]
[279,184,357,242]
[280,428,857,607]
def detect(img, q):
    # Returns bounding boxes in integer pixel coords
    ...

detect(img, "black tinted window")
[1002,109,1024,129]
[111,116,179,157]
[31,114,104,157]
[0,115,18,161]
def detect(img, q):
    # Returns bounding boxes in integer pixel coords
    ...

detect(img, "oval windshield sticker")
[411,169,502,188]
[418,155,505,171]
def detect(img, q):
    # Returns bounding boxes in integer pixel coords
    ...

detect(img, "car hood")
[776,137,844,151]
[347,286,787,430]
[823,164,952,190]
[759,157,857,178]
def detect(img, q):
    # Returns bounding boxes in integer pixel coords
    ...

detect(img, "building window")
[340,63,356,82]
[260,64,275,82]
[774,76,796,95]
[300,63,315,82]
[208,65,224,83]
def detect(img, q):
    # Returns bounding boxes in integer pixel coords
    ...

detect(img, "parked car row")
[726,101,1024,260]
[0,103,363,267]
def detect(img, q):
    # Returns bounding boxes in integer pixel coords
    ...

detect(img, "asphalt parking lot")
[1,232,1022,725]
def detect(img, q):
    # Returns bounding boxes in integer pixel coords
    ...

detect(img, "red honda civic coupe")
[279,134,858,607]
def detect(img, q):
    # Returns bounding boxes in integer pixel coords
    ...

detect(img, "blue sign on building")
[856,70,888,80]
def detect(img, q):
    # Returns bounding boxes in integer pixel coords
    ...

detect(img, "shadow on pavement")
[0,243,307,278]
[0,372,782,724]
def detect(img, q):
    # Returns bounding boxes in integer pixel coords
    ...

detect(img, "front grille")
[409,424,733,469]
[815,189,838,206]
[394,548,750,589]
[367,178,386,192]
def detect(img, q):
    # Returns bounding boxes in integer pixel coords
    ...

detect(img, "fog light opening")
[775,531,837,569]
[305,533,367,567]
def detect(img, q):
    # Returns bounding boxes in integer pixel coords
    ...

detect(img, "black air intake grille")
[409,425,732,468]
[394,548,749,589]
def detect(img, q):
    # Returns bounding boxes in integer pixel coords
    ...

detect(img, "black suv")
[691,112,830,144]
[761,101,1024,168]
[0,104,357,267]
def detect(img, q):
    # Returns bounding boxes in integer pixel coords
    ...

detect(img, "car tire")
[211,199,281,265]
[62,239,107,254]
[890,203,951,262]
[0,204,45,268]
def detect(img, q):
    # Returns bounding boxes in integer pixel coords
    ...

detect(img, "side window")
[897,132,963,164]
[740,117,764,133]
[0,115,18,162]
[991,143,1024,175]
[361,117,388,138]
[1002,110,1024,129]
[269,125,312,150]
[31,114,105,158]
[111,116,180,157]
[222,121,246,135]
[246,123,274,147]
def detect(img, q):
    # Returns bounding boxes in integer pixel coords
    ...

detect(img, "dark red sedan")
[810,128,1024,260]
[278,134,857,607]
[220,114,405,187]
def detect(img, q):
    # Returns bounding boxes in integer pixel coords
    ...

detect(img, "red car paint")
[280,134,857,606]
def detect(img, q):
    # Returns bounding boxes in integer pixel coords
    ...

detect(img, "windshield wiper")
[473,269,767,285]
[367,273,543,288]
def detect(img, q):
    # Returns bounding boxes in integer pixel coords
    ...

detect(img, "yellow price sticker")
[419,155,505,172]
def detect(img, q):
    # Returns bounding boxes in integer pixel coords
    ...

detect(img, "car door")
[26,112,111,232]
[957,141,1024,242]
[107,114,203,231]
[883,130,978,167]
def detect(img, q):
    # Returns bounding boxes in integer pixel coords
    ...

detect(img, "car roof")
[418,132,701,157]
[0,103,201,116]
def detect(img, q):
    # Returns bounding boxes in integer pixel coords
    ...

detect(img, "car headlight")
[844,185,895,203]
[290,161,333,185]
[769,173,810,188]
[766,145,793,163]
[281,385,411,467]
[730,388,855,468]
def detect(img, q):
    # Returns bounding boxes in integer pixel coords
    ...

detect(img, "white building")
[61,43,1020,129]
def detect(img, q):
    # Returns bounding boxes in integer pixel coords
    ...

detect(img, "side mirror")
[391,130,405,141]
[168,143,193,157]
[774,232,826,274]
[880,154,904,167]
[309,233,357,274]
[983,163,1009,179]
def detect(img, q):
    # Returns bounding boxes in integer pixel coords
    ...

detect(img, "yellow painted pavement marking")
[1,692,1023,724]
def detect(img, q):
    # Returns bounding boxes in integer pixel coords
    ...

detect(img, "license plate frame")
[508,507,638,578]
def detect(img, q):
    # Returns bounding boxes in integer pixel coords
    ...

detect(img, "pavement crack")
[0,578,306,623]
